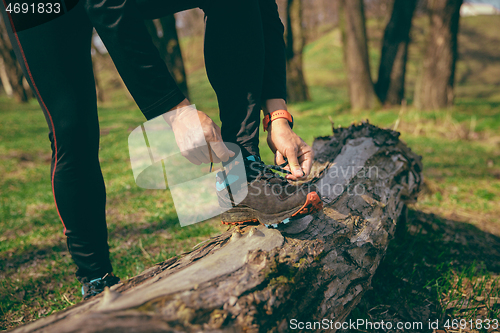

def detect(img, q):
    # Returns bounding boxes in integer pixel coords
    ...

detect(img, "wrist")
[268,118,291,131]
[162,99,192,126]
[263,98,287,116]
[170,98,191,111]
[263,109,293,131]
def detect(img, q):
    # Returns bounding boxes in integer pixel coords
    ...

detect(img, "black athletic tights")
[1,0,286,281]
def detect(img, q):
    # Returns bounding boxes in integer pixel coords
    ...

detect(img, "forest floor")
[1,14,499,332]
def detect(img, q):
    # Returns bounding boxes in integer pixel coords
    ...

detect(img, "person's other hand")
[267,118,313,181]
[163,100,234,165]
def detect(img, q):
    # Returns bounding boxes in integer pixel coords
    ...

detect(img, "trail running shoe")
[81,272,120,300]
[217,155,322,225]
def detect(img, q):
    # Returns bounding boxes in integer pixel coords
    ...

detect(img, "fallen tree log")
[12,122,423,333]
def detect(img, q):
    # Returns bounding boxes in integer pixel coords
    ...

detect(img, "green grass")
[2,14,500,331]
[350,210,500,330]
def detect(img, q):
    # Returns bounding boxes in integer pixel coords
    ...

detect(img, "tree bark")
[0,20,30,103]
[414,0,463,110]
[375,0,418,106]
[11,122,422,333]
[286,0,310,103]
[146,16,189,99]
[339,0,377,110]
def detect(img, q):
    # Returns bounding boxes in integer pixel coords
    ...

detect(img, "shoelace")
[255,159,291,176]
[246,158,292,185]
[209,158,291,176]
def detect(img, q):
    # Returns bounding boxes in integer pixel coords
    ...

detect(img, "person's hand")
[163,100,234,165]
[267,118,313,181]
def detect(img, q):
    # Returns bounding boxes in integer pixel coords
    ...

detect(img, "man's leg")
[1,1,113,282]
[259,0,287,103]
[134,0,200,19]
[203,0,265,158]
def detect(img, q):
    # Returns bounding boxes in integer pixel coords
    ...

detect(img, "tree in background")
[285,0,310,102]
[146,15,189,99]
[91,49,105,102]
[415,0,463,110]
[0,19,30,102]
[339,0,377,110]
[0,56,13,97]
[375,0,418,106]
[302,0,339,42]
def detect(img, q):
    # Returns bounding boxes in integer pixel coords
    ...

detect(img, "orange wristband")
[263,110,294,131]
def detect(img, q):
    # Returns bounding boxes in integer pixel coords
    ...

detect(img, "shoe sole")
[221,192,323,226]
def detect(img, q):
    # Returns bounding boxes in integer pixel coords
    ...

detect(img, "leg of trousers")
[203,0,265,158]
[1,1,112,282]
[136,0,285,157]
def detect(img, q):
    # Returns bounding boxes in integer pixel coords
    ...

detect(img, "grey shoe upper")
[217,155,317,215]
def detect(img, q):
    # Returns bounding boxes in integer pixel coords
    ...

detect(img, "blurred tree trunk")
[375,0,418,106]
[0,57,13,97]
[90,30,107,103]
[285,0,310,102]
[91,48,106,103]
[0,20,30,102]
[339,0,376,110]
[415,0,463,110]
[146,16,189,99]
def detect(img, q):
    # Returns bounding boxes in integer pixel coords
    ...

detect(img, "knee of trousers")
[48,120,100,164]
